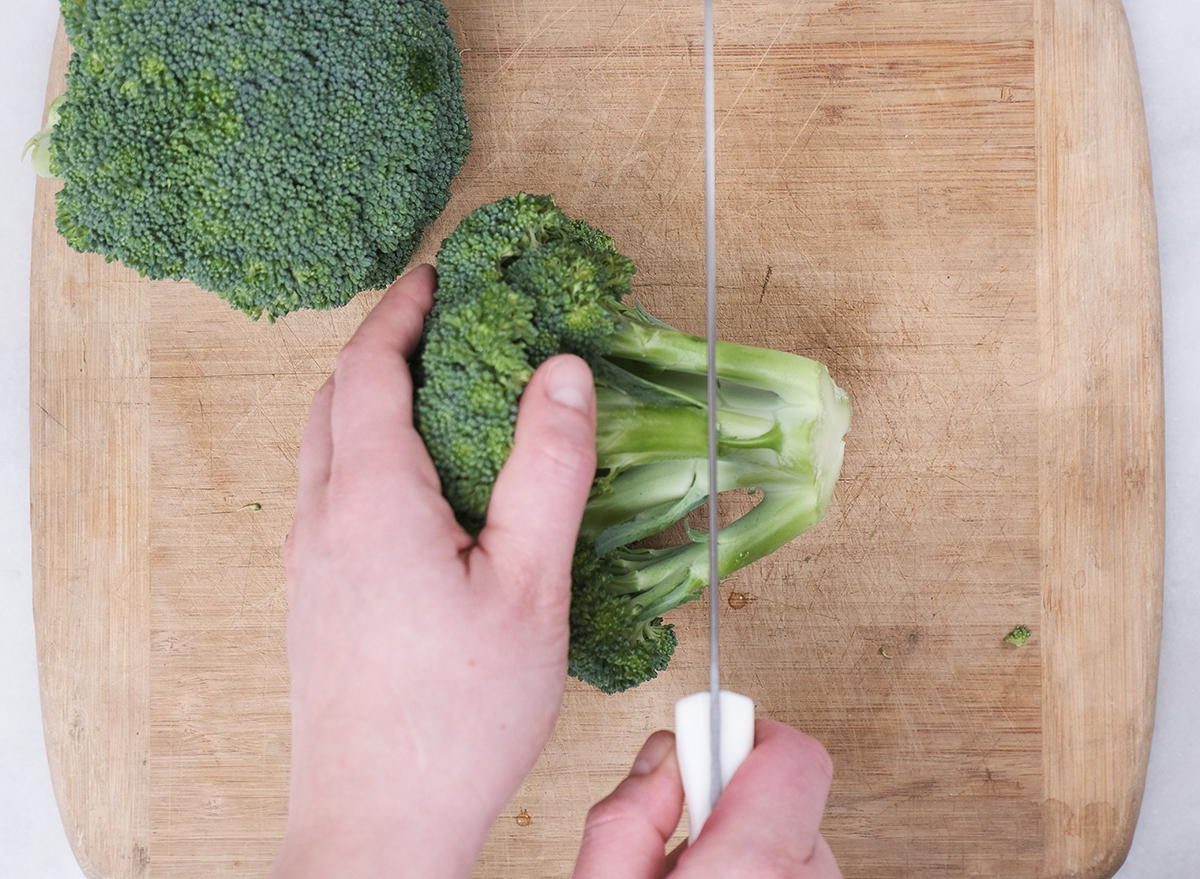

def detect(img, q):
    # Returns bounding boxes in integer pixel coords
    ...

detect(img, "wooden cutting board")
[31,1,1163,877]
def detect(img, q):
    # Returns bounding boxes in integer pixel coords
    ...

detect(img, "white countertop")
[2,1,1196,875]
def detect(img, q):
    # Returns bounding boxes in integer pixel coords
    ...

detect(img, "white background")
[1,1,1196,875]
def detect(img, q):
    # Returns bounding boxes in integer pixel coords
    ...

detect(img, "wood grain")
[30,1,1161,877]
[31,19,152,876]
[1036,1,1163,875]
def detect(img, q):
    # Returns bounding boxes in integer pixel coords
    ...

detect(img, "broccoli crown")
[415,193,634,532]
[416,194,851,693]
[51,0,471,318]
[566,545,677,695]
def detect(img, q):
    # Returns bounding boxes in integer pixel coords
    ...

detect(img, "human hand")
[573,720,842,878]
[270,265,599,879]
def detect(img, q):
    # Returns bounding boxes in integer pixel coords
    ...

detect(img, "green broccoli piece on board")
[40,0,471,319]
[1004,625,1032,646]
[415,194,852,694]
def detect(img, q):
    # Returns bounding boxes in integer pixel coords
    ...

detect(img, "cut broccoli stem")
[606,546,704,618]
[582,459,710,554]
[22,94,64,179]
[600,479,838,618]
[579,315,850,640]
[583,304,851,572]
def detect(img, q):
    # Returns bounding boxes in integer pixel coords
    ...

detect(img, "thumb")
[573,731,685,879]
[479,354,597,601]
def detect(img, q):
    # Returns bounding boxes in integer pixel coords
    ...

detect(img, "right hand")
[572,720,842,878]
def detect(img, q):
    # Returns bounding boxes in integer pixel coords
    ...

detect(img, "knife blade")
[674,0,755,844]
[703,0,722,812]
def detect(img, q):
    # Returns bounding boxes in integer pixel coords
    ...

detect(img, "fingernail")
[546,357,592,414]
[631,732,674,776]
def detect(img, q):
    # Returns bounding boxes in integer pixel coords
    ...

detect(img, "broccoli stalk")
[566,304,850,692]
[415,194,851,694]
[22,94,64,179]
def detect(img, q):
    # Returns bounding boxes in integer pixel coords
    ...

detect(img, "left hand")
[271,264,599,879]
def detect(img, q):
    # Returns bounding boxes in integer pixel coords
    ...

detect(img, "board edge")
[29,17,153,879]
[1036,0,1165,876]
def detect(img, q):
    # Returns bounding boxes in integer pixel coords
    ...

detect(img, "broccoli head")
[415,194,851,693]
[41,0,471,319]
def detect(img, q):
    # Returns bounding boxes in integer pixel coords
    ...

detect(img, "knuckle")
[582,788,640,834]
[799,735,834,782]
[333,338,370,376]
[731,844,820,879]
[536,427,593,481]
[753,855,804,879]
[767,720,835,784]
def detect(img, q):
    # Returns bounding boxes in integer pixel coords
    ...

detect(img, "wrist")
[270,725,500,879]
[270,791,495,879]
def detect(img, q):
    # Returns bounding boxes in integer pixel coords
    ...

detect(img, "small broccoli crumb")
[1003,625,1032,646]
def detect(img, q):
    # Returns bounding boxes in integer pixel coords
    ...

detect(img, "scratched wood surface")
[31,1,1162,877]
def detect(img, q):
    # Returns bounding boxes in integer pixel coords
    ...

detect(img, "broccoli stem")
[578,305,851,626]
[22,94,64,179]
[606,307,830,403]
[594,385,784,468]
[604,482,834,622]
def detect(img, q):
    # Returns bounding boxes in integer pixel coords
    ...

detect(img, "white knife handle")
[675,691,755,842]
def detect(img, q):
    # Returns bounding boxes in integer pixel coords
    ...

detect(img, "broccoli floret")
[1004,625,1032,646]
[36,0,470,319]
[415,194,851,694]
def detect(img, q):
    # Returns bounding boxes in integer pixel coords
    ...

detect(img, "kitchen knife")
[674,0,755,844]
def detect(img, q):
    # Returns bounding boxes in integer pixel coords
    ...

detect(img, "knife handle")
[674,690,755,842]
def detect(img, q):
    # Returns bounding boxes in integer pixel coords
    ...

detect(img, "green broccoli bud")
[1004,625,1032,646]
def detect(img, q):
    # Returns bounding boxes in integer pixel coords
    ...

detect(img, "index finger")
[685,720,840,876]
[328,264,436,461]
